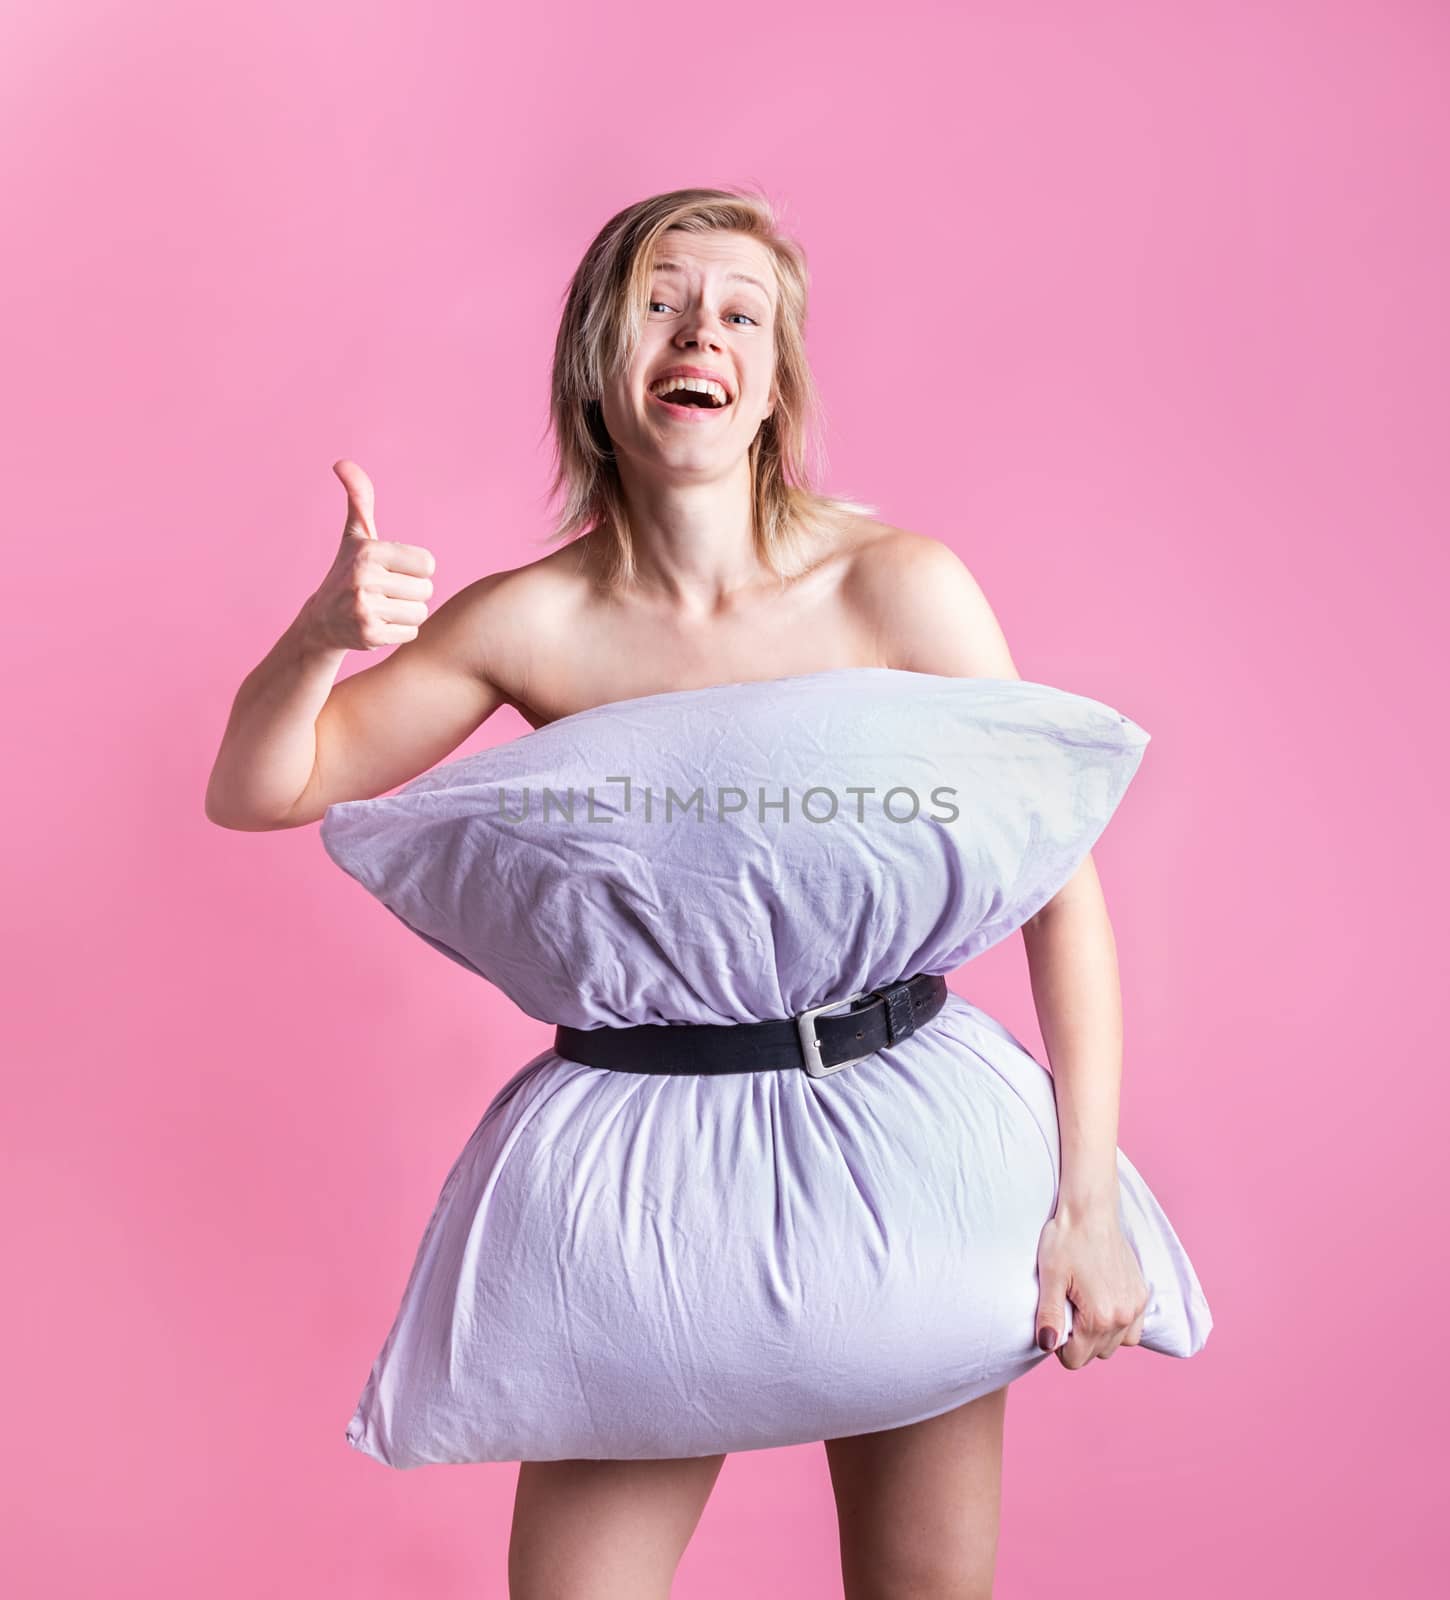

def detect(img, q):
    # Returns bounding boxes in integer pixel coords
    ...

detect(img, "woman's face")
[600,230,779,480]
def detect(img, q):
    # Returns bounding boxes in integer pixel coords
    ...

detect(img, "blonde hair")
[536,184,878,590]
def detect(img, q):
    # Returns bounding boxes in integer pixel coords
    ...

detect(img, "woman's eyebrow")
[653,260,773,303]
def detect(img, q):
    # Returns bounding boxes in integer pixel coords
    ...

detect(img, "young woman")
[206,187,1210,1600]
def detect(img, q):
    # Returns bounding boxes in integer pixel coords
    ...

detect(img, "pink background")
[5,1,1446,1594]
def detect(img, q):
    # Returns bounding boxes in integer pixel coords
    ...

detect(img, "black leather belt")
[552,974,949,1078]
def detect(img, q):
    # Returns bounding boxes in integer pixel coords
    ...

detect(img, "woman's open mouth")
[648,378,734,422]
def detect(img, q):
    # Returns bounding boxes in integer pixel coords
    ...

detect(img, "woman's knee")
[838,1548,998,1600]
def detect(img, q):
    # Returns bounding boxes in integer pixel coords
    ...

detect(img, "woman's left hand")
[1034,1201,1150,1368]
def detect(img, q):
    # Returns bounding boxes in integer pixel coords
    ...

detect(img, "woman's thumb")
[333,458,378,539]
[1036,1296,1063,1352]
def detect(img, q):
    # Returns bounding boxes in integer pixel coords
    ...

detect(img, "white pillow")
[320,666,1150,1028]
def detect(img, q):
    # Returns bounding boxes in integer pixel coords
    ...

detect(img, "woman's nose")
[677,312,724,351]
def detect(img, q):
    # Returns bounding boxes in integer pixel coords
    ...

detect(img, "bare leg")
[824,1385,1009,1600]
[508,1452,727,1600]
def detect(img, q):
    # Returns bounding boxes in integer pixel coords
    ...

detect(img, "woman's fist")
[302,460,437,652]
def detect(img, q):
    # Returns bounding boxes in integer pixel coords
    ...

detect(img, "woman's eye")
[648,300,756,327]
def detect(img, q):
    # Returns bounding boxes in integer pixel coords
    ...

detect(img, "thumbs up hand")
[302,460,437,652]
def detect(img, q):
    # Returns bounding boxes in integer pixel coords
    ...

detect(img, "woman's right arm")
[203,460,510,832]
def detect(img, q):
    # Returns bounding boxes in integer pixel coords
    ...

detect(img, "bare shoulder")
[441,535,596,703]
[844,525,1020,680]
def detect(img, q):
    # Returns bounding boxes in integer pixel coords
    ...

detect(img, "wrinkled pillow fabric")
[321,667,1213,1468]
[322,667,1153,1027]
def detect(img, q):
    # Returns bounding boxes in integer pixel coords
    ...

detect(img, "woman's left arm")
[1021,856,1151,1367]
[866,531,1151,1368]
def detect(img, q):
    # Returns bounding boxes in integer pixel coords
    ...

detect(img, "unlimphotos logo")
[487,775,963,825]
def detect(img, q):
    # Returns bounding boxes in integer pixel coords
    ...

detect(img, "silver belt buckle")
[796,990,876,1078]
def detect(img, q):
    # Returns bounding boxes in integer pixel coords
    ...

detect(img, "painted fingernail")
[1038,1327,1058,1352]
